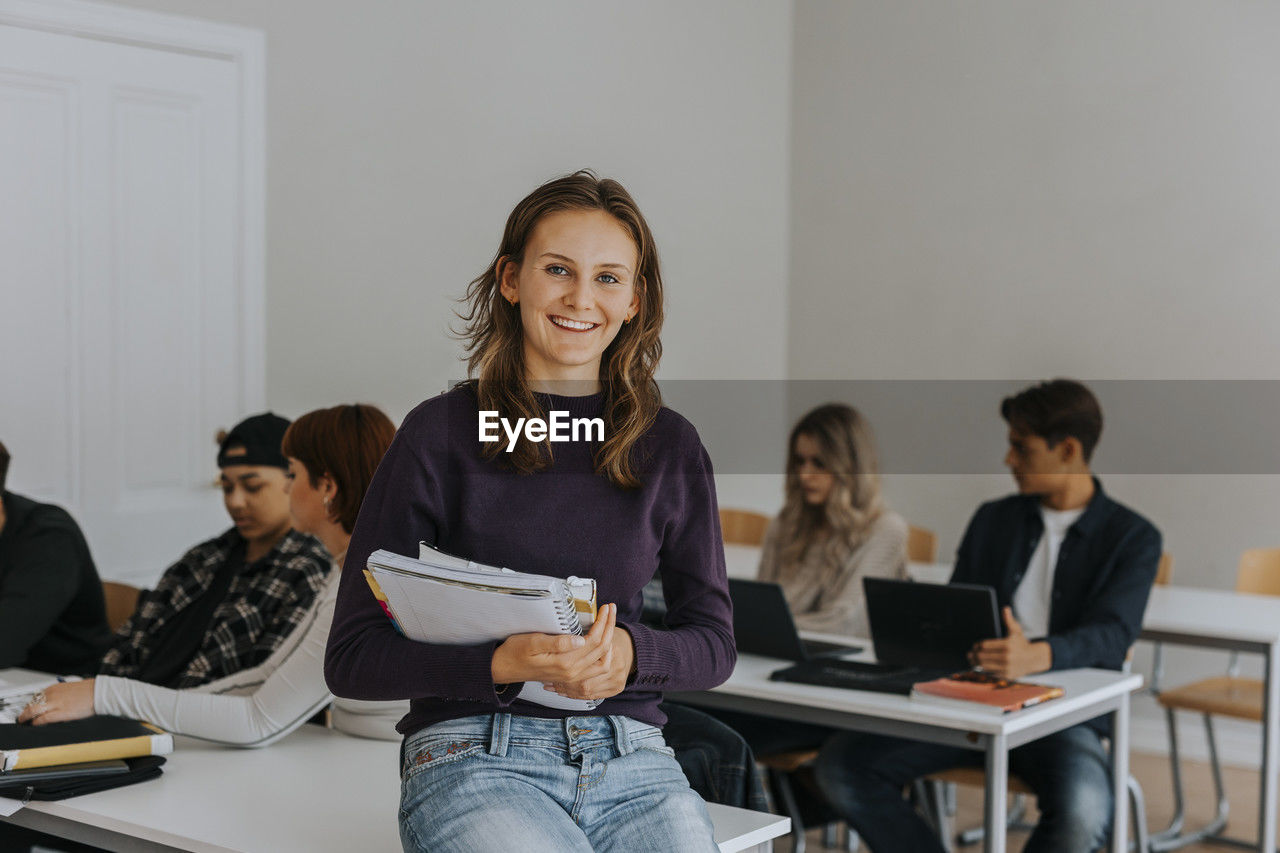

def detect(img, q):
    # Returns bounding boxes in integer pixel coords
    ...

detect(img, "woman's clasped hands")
[490,603,636,702]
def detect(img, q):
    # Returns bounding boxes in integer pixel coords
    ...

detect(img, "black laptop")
[728,578,862,661]
[770,577,1002,695]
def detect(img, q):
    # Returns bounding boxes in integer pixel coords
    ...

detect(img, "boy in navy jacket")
[816,379,1161,853]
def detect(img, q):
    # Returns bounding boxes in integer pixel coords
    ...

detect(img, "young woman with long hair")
[325,171,734,851]
[759,403,908,638]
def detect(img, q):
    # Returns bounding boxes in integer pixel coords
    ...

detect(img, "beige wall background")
[112,0,794,421]
[790,0,1280,577]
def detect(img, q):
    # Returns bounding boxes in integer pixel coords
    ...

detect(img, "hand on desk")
[492,603,634,700]
[17,678,95,725]
[969,607,1052,680]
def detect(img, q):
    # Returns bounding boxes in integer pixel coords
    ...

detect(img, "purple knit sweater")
[324,385,736,735]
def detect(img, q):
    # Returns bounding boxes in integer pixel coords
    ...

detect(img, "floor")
[775,750,1267,852]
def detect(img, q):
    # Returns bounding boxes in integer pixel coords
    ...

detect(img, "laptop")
[728,578,863,661]
[770,577,1002,695]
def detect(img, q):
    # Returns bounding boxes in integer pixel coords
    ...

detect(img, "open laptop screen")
[863,577,1002,670]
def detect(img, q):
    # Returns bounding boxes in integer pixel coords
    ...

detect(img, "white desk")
[2,717,788,852]
[1140,585,1280,853]
[672,656,1141,853]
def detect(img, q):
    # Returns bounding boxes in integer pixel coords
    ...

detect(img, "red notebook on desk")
[910,671,1064,715]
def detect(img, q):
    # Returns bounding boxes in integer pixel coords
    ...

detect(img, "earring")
[323,497,331,511]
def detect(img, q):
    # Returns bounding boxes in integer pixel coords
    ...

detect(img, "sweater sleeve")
[793,512,909,637]
[617,442,737,693]
[0,516,82,668]
[324,415,514,705]
[92,573,338,747]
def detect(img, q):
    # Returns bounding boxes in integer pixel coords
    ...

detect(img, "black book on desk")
[1,716,173,772]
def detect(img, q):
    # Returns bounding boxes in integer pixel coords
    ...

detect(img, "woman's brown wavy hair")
[775,403,884,574]
[456,170,663,488]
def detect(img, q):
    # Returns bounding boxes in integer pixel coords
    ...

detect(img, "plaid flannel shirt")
[100,528,331,688]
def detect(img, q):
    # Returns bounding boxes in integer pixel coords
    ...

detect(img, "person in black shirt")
[814,380,1162,853]
[0,440,112,675]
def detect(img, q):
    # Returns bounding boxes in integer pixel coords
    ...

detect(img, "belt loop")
[609,715,635,756]
[488,713,511,757]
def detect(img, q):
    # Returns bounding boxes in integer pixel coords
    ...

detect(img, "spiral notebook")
[364,546,597,711]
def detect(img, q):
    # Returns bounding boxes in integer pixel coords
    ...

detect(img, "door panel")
[0,23,256,585]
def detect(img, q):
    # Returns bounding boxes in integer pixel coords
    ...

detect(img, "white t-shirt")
[1012,505,1085,638]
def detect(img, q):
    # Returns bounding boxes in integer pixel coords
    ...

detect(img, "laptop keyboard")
[770,658,947,695]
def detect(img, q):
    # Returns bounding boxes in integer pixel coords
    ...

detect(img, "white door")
[0,8,264,586]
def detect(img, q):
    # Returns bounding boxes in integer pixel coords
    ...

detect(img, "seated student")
[758,403,908,638]
[707,403,908,756]
[21,407,407,743]
[814,379,1162,853]
[0,440,112,675]
[20,413,329,732]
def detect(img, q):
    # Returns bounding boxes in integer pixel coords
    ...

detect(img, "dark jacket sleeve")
[947,503,989,587]
[0,520,82,668]
[1046,521,1162,671]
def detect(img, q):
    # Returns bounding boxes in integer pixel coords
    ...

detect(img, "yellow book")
[1,716,173,772]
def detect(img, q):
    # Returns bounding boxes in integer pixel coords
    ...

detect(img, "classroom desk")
[1,704,788,852]
[671,655,1141,853]
[1139,585,1280,853]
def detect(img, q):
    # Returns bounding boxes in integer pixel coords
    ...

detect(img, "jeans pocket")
[401,735,487,781]
[631,723,677,758]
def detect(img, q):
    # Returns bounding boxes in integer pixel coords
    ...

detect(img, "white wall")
[109,0,793,421]
[791,0,1280,762]
[790,0,1280,579]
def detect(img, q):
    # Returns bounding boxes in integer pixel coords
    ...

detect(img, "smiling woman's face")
[498,208,640,391]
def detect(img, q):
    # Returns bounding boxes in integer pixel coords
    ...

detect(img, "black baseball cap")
[217,412,290,470]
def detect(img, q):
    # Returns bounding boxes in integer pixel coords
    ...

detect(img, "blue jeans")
[398,713,718,853]
[814,723,1113,853]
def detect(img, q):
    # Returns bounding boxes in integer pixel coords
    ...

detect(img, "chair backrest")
[102,581,141,632]
[1237,548,1280,597]
[719,508,770,546]
[906,525,938,563]
[1155,552,1173,586]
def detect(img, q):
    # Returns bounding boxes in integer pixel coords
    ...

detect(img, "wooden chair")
[101,581,141,632]
[1150,547,1280,849]
[719,508,770,547]
[907,525,939,563]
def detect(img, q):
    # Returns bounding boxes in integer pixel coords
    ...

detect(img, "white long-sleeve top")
[94,560,406,747]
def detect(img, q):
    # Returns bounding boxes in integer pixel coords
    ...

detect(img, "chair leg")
[953,791,1033,846]
[1128,773,1151,853]
[917,779,954,853]
[1200,713,1230,836]
[768,769,807,853]
[1149,713,1231,852]
[1150,706,1187,843]
[822,822,840,848]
